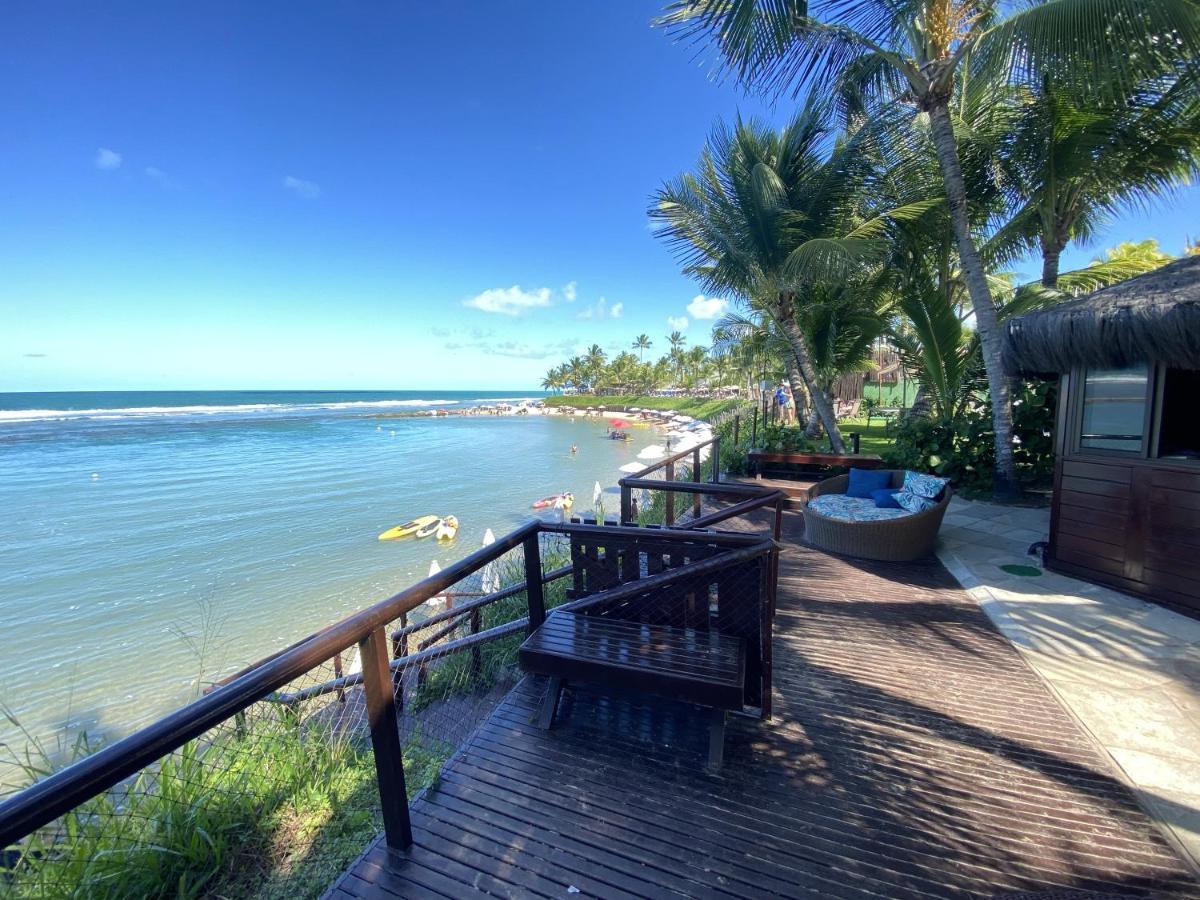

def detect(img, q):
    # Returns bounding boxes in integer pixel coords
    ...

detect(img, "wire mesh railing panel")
[0,535,564,899]
[2,653,383,899]
[0,519,776,897]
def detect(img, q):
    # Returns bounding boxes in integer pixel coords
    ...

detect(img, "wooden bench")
[748,450,883,480]
[519,610,746,770]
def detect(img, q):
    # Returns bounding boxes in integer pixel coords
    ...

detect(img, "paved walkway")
[938,497,1200,873]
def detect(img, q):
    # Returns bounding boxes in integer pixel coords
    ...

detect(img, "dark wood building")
[1005,256,1200,615]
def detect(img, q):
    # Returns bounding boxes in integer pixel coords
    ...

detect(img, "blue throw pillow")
[871,488,902,509]
[846,467,892,498]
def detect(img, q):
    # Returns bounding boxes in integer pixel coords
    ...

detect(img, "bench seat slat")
[519,611,746,711]
[530,613,744,669]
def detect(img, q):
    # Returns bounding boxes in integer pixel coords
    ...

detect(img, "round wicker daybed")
[802,470,953,562]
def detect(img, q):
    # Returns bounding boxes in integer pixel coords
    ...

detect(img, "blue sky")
[1,2,1196,392]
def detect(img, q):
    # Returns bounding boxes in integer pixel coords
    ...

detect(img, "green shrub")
[883,380,1056,498]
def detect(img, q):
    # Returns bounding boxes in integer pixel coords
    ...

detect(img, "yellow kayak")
[378,515,438,541]
[436,515,459,541]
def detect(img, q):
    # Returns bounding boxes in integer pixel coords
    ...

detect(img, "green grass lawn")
[837,417,896,456]
[543,394,743,420]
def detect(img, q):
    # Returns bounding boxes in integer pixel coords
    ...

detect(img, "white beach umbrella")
[480,528,501,594]
[638,444,665,460]
[619,461,646,474]
[593,481,603,506]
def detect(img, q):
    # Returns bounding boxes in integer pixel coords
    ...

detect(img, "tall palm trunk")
[785,358,809,426]
[926,102,1021,499]
[1040,234,1066,288]
[775,298,845,453]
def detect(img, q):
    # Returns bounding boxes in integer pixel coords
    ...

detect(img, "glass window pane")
[1156,368,1200,460]
[1079,365,1148,452]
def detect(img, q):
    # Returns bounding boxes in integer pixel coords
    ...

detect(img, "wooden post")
[665,462,675,526]
[711,435,721,484]
[470,609,482,677]
[751,407,758,448]
[733,415,740,447]
[524,534,545,634]
[620,484,633,525]
[773,495,784,542]
[359,626,412,850]
[693,448,702,519]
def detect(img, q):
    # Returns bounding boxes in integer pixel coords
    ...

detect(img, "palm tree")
[565,356,588,393]
[584,344,607,392]
[632,334,653,361]
[666,331,686,352]
[989,76,1200,287]
[653,105,928,452]
[662,0,1200,495]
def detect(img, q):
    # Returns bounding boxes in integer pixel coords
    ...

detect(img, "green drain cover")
[1000,564,1042,577]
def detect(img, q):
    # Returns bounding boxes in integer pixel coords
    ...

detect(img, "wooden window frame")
[1068,363,1156,459]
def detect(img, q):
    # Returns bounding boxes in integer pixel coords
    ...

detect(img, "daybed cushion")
[808,494,913,522]
[871,488,903,509]
[846,467,892,498]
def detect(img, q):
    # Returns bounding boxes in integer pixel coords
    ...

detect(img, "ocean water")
[0,390,658,782]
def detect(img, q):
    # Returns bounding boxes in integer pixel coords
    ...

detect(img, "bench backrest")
[564,528,772,712]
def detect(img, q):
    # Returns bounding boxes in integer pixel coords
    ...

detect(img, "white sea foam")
[0,399,461,424]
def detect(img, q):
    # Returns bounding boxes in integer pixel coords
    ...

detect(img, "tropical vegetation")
[638,0,1200,500]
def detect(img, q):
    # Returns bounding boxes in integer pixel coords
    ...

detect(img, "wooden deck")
[328,512,1200,899]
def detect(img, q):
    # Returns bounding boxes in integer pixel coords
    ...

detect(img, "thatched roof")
[1004,255,1200,375]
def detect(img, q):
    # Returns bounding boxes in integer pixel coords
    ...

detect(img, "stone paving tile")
[937,500,1200,875]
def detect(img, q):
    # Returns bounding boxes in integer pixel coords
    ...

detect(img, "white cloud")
[576,297,622,320]
[563,281,577,302]
[464,285,553,316]
[667,315,689,330]
[94,148,122,170]
[687,295,728,320]
[144,166,181,189]
[283,175,321,199]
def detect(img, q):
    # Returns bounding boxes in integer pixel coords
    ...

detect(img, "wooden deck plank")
[328,512,1200,900]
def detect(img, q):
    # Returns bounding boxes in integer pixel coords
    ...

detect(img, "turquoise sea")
[0,390,659,785]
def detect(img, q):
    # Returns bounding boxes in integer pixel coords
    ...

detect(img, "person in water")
[570,444,577,454]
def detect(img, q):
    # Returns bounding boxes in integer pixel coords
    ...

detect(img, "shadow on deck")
[328,513,1200,899]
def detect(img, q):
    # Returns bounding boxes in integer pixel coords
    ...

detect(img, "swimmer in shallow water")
[570,444,577,454]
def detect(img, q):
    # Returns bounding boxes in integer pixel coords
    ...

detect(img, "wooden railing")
[617,433,787,540]
[0,518,779,859]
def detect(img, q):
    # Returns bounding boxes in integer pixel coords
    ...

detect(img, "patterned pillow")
[903,471,949,500]
[895,489,937,513]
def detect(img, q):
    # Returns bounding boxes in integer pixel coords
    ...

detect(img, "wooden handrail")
[555,540,776,615]
[539,519,768,546]
[627,434,718,480]
[391,563,573,641]
[0,514,779,858]
[688,490,787,534]
[0,518,539,849]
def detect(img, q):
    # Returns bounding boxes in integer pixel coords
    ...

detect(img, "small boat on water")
[436,515,459,541]
[532,492,574,510]
[415,518,442,538]
[378,515,438,541]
